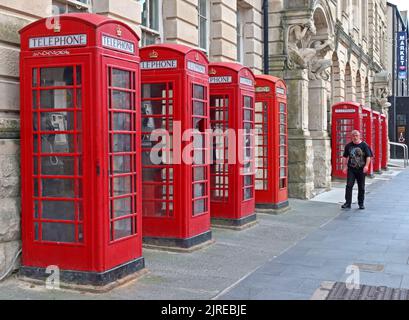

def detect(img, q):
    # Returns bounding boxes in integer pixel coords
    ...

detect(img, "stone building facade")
[0,0,389,277]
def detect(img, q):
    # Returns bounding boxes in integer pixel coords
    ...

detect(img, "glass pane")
[243,188,253,200]
[114,218,133,240]
[193,101,205,116]
[40,112,74,131]
[244,96,252,108]
[243,175,252,187]
[113,176,132,196]
[34,200,39,219]
[111,69,131,89]
[40,67,74,87]
[194,199,206,215]
[113,155,132,174]
[40,89,74,109]
[113,113,132,131]
[76,89,82,108]
[193,85,205,100]
[41,179,75,198]
[244,109,252,121]
[42,201,75,221]
[193,183,205,198]
[32,69,38,87]
[113,134,131,152]
[34,223,39,240]
[112,90,131,109]
[142,83,167,98]
[42,222,75,243]
[280,103,286,113]
[112,197,132,218]
[41,156,75,176]
[34,179,39,197]
[40,134,77,153]
[76,66,82,85]
[194,167,205,181]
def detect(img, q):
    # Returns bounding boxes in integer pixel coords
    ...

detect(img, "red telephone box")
[254,75,289,212]
[381,114,388,170]
[331,102,363,179]
[372,111,382,173]
[209,63,256,228]
[140,44,212,249]
[361,107,374,177]
[19,14,144,286]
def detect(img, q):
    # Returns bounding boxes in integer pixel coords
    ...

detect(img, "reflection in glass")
[41,179,75,198]
[112,69,130,88]
[42,222,75,243]
[113,134,131,152]
[113,176,132,196]
[112,90,131,109]
[113,113,132,131]
[193,84,205,99]
[32,69,38,87]
[113,198,132,218]
[142,83,167,99]
[193,183,205,198]
[113,155,132,174]
[40,89,74,109]
[194,167,205,181]
[193,101,205,116]
[42,201,75,221]
[41,156,75,176]
[193,199,206,215]
[114,219,132,240]
[40,67,73,87]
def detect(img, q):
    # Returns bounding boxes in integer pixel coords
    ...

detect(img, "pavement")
[0,165,408,300]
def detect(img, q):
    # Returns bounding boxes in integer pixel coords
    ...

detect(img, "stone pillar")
[309,79,332,190]
[285,69,315,199]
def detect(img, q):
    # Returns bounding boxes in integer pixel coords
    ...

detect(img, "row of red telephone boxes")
[19,14,289,285]
[331,102,388,179]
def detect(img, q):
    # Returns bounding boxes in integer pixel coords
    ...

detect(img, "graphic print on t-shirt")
[349,146,365,169]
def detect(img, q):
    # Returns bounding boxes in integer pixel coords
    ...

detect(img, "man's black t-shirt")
[343,141,373,169]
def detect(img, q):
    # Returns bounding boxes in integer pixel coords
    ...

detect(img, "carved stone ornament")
[287,20,334,80]
[373,70,392,110]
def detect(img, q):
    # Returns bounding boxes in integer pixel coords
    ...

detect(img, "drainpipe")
[263,0,269,74]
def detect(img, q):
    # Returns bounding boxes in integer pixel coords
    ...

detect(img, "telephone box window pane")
[42,222,75,243]
[114,219,132,240]
[40,112,74,131]
[243,188,253,200]
[40,67,74,87]
[40,89,74,109]
[41,156,75,176]
[243,175,252,187]
[34,200,39,219]
[32,69,38,87]
[142,83,167,98]
[113,198,132,218]
[34,223,39,240]
[193,85,205,100]
[33,91,38,109]
[193,183,205,198]
[40,134,76,153]
[142,100,166,115]
[113,176,132,196]
[42,201,75,221]
[244,109,253,121]
[280,103,286,113]
[112,91,131,109]
[41,179,75,198]
[113,155,132,174]
[112,69,131,89]
[76,89,82,108]
[76,66,82,85]
[34,179,39,197]
[193,101,205,116]
[194,167,205,181]
[193,199,206,215]
[244,96,252,108]
[113,134,131,152]
[113,113,132,131]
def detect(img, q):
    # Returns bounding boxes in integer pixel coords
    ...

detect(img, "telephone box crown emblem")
[116,26,122,37]
[149,50,159,58]
[209,68,217,75]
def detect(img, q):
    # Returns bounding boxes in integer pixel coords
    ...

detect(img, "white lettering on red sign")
[187,61,206,74]
[255,86,270,93]
[102,35,135,54]
[276,87,286,95]
[141,60,178,70]
[29,34,87,49]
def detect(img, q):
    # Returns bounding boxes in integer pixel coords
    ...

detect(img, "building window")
[198,0,209,51]
[140,0,163,46]
[52,0,90,14]
[237,8,245,63]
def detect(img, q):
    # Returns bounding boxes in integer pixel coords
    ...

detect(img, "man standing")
[342,130,373,210]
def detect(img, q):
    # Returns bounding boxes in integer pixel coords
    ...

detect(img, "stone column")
[309,79,332,190]
[285,69,315,199]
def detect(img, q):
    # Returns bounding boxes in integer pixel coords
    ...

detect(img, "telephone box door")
[22,56,91,269]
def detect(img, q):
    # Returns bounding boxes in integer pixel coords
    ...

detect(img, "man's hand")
[343,167,348,175]
[363,166,369,174]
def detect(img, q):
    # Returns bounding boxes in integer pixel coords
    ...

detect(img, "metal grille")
[327,282,409,300]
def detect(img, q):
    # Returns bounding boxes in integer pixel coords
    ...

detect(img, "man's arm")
[342,156,349,174]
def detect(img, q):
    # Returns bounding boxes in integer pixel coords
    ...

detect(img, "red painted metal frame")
[254,75,288,209]
[331,102,363,179]
[209,63,256,222]
[361,107,374,176]
[381,114,388,169]
[372,111,382,172]
[20,14,142,273]
[140,44,211,242]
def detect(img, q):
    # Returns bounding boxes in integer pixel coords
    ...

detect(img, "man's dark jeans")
[345,168,366,206]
